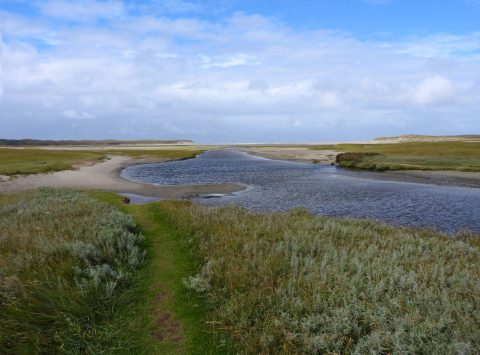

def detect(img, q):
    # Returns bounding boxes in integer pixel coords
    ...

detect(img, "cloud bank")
[0,1,479,142]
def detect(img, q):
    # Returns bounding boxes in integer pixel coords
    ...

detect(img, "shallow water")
[121,150,480,233]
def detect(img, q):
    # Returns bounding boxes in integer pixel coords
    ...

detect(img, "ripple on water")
[121,150,480,233]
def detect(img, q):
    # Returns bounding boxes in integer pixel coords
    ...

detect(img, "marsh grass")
[0,148,105,175]
[0,189,148,353]
[161,201,480,354]
[312,142,480,171]
[0,148,203,176]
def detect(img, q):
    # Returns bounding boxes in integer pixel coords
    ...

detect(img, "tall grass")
[0,189,146,353]
[161,201,480,354]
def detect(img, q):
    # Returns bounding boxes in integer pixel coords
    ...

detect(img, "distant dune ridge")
[374,134,480,142]
[0,139,193,146]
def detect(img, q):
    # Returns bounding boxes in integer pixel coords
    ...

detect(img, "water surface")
[121,150,480,233]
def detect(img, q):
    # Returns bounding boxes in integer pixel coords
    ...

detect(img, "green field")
[2,189,479,353]
[312,142,480,171]
[0,148,203,176]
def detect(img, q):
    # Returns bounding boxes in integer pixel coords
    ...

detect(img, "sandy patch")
[0,155,245,198]
[242,147,339,164]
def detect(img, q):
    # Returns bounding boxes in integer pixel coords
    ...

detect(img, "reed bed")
[162,201,480,354]
[0,189,145,353]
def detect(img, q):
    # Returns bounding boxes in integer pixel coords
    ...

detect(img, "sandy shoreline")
[241,146,339,164]
[0,155,245,198]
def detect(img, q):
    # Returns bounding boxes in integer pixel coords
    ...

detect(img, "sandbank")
[0,155,245,198]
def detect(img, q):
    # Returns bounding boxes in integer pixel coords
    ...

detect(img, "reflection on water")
[121,150,480,233]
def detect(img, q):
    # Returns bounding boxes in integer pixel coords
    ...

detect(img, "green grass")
[102,148,203,160]
[0,189,148,353]
[92,192,233,354]
[3,189,479,353]
[0,148,203,176]
[0,189,228,354]
[311,142,480,171]
[162,201,480,354]
[0,148,105,175]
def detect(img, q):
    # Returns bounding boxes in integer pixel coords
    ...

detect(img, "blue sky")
[0,0,479,142]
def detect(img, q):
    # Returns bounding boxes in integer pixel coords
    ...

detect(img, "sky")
[0,0,479,143]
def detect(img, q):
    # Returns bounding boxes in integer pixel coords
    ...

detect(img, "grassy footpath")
[311,142,480,171]
[0,148,203,176]
[92,192,230,354]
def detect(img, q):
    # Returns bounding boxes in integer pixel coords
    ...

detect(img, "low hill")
[374,134,480,142]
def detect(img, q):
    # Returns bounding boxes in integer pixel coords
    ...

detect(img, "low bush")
[162,201,480,354]
[0,188,145,353]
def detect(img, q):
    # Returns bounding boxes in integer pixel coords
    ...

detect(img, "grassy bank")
[311,142,480,171]
[0,148,203,176]
[0,189,147,353]
[162,201,480,354]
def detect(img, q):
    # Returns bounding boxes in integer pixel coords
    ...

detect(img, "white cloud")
[0,5,479,141]
[63,110,96,120]
[41,0,125,21]
[200,53,261,68]
[413,76,457,106]
[396,33,480,58]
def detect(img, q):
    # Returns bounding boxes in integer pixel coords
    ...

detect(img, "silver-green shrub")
[165,201,480,354]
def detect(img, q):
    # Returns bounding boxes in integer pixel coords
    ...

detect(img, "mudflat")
[0,155,245,198]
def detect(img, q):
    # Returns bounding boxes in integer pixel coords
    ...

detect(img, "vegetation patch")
[0,189,147,353]
[0,148,105,175]
[0,148,203,176]
[103,148,203,160]
[162,201,480,354]
[0,139,193,146]
[312,142,480,171]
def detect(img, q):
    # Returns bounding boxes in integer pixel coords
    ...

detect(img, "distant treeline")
[0,139,193,146]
